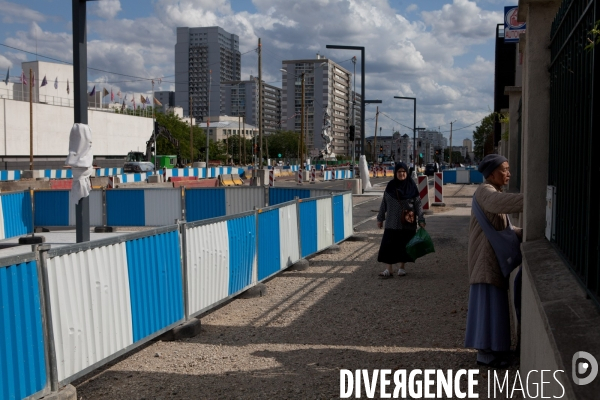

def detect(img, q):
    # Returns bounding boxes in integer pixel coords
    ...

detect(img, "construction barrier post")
[310,167,316,184]
[418,175,431,213]
[432,172,445,206]
[297,168,302,185]
[269,170,274,187]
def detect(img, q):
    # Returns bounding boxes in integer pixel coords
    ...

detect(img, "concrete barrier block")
[239,283,267,298]
[40,384,77,400]
[148,174,163,183]
[158,319,202,341]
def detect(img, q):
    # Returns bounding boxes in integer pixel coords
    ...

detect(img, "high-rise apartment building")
[175,26,241,122]
[222,76,282,135]
[281,55,353,158]
[463,138,473,153]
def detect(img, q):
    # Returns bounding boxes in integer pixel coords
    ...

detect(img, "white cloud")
[91,0,122,19]
[0,1,46,24]
[0,0,501,143]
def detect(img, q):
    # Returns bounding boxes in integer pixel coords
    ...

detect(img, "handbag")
[406,228,435,260]
[472,196,522,277]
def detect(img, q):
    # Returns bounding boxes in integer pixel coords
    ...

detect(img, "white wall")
[0,98,152,156]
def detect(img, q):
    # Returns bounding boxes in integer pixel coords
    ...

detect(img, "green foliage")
[585,20,600,51]
[443,148,465,164]
[155,112,206,163]
[265,130,306,160]
[472,112,497,160]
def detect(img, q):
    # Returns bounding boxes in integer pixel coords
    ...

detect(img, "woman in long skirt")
[376,162,425,278]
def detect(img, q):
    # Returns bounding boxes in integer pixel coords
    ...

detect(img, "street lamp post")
[326,45,366,157]
[394,96,419,167]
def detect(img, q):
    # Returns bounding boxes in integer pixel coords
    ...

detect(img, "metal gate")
[549,0,600,305]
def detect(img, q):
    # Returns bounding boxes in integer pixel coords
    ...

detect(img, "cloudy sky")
[0,0,516,144]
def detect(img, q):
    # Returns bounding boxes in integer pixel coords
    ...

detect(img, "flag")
[89,86,95,96]
[66,79,70,94]
[110,88,114,102]
[123,93,127,101]
[102,87,109,97]
[121,100,125,111]
[131,97,136,109]
[117,90,121,98]
[145,96,150,104]
[54,77,58,89]
[158,78,162,84]
[20,70,27,85]
[41,75,48,87]
[153,97,162,106]
[140,95,146,104]
[3,68,8,85]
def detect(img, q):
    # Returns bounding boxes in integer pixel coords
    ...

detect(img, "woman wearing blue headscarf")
[376,162,426,278]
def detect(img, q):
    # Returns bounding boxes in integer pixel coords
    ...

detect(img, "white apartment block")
[281,55,353,157]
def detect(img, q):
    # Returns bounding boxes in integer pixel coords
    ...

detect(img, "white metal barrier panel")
[316,197,333,251]
[343,193,353,239]
[278,203,300,269]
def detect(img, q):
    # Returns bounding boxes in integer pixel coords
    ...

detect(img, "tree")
[155,112,207,163]
[472,113,496,160]
[265,130,306,160]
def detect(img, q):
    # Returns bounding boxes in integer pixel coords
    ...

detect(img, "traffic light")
[379,146,383,152]
[349,125,355,141]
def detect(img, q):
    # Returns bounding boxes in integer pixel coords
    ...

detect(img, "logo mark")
[572,351,598,385]
[505,8,525,29]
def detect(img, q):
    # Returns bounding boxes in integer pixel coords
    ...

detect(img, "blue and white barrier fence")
[94,167,123,177]
[165,167,245,180]
[0,170,21,181]
[0,190,33,239]
[442,169,484,185]
[3,191,352,398]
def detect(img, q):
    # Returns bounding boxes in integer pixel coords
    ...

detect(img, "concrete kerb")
[40,384,77,400]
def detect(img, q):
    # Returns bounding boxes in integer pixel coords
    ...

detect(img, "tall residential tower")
[175,26,241,122]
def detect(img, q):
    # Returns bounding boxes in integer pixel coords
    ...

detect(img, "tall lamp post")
[326,45,366,157]
[393,96,420,167]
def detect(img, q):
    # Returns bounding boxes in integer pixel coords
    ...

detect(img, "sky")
[0,0,517,145]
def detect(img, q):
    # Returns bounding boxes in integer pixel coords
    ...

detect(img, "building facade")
[365,132,413,164]
[222,76,282,136]
[197,115,258,143]
[281,55,353,158]
[175,26,241,122]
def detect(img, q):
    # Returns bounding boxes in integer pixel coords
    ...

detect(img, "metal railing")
[549,0,600,305]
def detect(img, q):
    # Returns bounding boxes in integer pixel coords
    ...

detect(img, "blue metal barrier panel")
[227,215,256,295]
[333,196,344,243]
[107,190,145,226]
[443,170,457,184]
[269,188,310,206]
[34,191,69,226]
[470,170,484,184]
[298,200,317,257]
[186,189,226,222]
[2,191,33,238]
[126,231,184,342]
[0,261,47,399]
[257,210,280,281]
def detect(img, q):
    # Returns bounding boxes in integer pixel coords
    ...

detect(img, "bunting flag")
[89,86,96,96]
[54,77,58,89]
[41,75,48,87]
[110,87,114,102]
[102,87,109,97]
[3,68,8,85]
[20,70,27,85]
[66,79,70,94]
[153,97,162,106]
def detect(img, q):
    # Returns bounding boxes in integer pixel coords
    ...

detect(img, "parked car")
[424,163,438,176]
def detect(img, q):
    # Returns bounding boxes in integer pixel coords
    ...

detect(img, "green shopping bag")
[406,228,435,260]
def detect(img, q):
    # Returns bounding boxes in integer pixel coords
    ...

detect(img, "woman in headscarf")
[376,162,426,278]
[465,154,523,368]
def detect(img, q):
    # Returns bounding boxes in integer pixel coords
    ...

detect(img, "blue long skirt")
[464,283,511,352]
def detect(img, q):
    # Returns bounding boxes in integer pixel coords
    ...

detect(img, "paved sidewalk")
[74,193,521,399]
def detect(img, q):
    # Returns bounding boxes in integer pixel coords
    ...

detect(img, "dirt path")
[74,203,521,399]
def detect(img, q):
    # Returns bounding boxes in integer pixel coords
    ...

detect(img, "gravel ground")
[74,198,522,399]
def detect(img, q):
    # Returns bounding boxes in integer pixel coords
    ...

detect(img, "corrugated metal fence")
[4,191,353,398]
